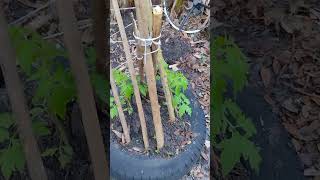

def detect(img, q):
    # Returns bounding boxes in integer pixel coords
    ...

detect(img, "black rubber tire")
[110,88,206,180]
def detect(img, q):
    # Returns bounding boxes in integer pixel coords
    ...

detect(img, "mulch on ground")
[212,0,320,179]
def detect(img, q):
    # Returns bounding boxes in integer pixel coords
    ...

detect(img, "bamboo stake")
[134,0,164,149]
[111,0,150,150]
[0,7,48,180]
[110,68,131,143]
[152,6,176,123]
[55,0,108,179]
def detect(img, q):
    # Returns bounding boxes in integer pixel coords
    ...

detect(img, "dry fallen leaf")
[282,98,299,113]
[260,67,272,87]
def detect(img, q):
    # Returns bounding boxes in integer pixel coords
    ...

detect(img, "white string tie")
[133,32,162,64]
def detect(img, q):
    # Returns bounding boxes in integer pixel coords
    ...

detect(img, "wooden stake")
[131,13,145,83]
[111,0,150,150]
[92,0,108,75]
[0,7,48,180]
[110,68,131,143]
[152,6,176,122]
[55,0,108,179]
[134,0,164,149]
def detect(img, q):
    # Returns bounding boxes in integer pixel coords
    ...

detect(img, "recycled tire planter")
[110,87,206,180]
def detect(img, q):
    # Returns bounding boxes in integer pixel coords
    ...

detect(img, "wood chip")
[260,67,272,87]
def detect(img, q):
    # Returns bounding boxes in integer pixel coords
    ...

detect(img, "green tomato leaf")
[0,139,25,179]
[32,120,51,137]
[0,129,9,143]
[48,85,74,119]
[41,148,58,157]
[0,113,14,129]
[91,72,108,103]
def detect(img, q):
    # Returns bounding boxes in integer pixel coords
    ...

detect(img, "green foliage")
[160,57,191,117]
[110,56,192,119]
[211,36,261,175]
[41,144,73,169]
[0,114,24,179]
[0,112,53,179]
[112,69,134,100]
[4,26,108,173]
[109,69,135,118]
[0,139,25,180]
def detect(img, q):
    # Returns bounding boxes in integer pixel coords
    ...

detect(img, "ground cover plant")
[211,36,261,176]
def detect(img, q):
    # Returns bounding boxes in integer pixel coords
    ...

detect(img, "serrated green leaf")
[224,99,256,138]
[33,78,51,103]
[58,146,73,168]
[48,85,74,119]
[41,148,58,157]
[91,72,108,103]
[138,83,148,97]
[0,139,25,179]
[110,105,118,119]
[212,36,261,176]
[32,120,50,137]
[62,145,73,156]
[0,129,9,143]
[0,113,14,129]
[220,134,242,176]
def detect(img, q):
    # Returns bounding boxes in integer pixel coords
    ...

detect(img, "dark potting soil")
[110,95,195,158]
